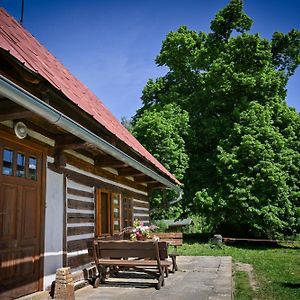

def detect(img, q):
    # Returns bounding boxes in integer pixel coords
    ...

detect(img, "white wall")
[43,158,64,289]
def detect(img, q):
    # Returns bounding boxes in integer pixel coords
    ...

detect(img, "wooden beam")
[0,102,56,139]
[0,99,26,110]
[97,160,127,168]
[0,107,34,122]
[55,135,88,150]
[94,154,127,168]
[0,52,40,85]
[15,62,41,84]
[54,149,66,168]
[118,167,144,177]
[48,162,149,198]
[23,119,57,140]
[37,81,51,104]
[56,141,89,150]
[147,182,166,190]
[56,134,83,145]
[134,175,157,183]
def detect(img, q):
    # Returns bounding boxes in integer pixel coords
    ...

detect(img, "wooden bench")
[151,232,183,272]
[92,239,171,290]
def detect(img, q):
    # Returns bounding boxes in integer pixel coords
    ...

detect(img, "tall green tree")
[132,104,189,219]
[195,102,300,237]
[133,0,300,237]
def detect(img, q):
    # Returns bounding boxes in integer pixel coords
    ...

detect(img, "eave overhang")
[0,75,182,193]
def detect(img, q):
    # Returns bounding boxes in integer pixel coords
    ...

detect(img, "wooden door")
[0,136,45,299]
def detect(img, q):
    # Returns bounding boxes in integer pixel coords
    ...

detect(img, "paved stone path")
[75,256,232,300]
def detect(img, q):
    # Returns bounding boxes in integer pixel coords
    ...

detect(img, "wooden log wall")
[133,199,150,225]
[66,178,95,269]
[64,168,151,269]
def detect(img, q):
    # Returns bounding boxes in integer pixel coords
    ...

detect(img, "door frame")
[0,127,47,292]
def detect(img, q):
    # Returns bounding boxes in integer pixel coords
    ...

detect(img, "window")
[112,193,121,233]
[96,190,111,236]
[28,157,37,180]
[1,148,38,180]
[2,149,13,176]
[16,153,25,178]
[123,197,133,228]
[95,190,125,237]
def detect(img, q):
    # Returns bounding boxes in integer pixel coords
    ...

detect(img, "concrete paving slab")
[75,256,232,300]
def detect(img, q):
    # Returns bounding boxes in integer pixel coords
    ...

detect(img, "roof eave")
[0,75,182,192]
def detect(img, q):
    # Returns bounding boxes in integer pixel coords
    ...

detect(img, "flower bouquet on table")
[123,219,157,241]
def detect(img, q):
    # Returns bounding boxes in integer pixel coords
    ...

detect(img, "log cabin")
[0,9,181,299]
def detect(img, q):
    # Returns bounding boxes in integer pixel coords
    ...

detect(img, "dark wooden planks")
[133,200,149,209]
[67,213,94,223]
[68,253,93,269]
[67,187,94,198]
[67,226,94,236]
[68,199,94,210]
[133,208,149,215]
[67,238,92,252]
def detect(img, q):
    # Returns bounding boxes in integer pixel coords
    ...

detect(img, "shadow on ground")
[281,282,300,289]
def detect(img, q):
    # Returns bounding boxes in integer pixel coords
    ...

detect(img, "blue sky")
[1,0,299,119]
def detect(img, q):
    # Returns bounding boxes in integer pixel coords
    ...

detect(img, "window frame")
[28,156,37,180]
[1,147,38,181]
[96,189,136,237]
[111,192,122,234]
[95,189,111,237]
[16,152,26,178]
[2,148,14,176]
[122,196,133,229]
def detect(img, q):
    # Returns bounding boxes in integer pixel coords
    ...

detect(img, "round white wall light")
[14,121,28,139]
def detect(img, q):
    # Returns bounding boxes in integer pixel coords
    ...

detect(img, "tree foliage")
[132,104,189,219]
[132,0,300,237]
[200,102,300,237]
[132,103,190,181]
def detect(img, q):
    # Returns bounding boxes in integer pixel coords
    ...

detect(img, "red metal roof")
[0,8,180,185]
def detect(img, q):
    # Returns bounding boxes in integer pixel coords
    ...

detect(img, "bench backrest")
[154,232,183,239]
[87,235,123,257]
[93,240,169,260]
[151,232,183,246]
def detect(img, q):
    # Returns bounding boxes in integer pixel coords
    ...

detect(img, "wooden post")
[53,267,75,300]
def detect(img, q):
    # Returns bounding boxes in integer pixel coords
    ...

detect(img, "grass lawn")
[179,238,300,300]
